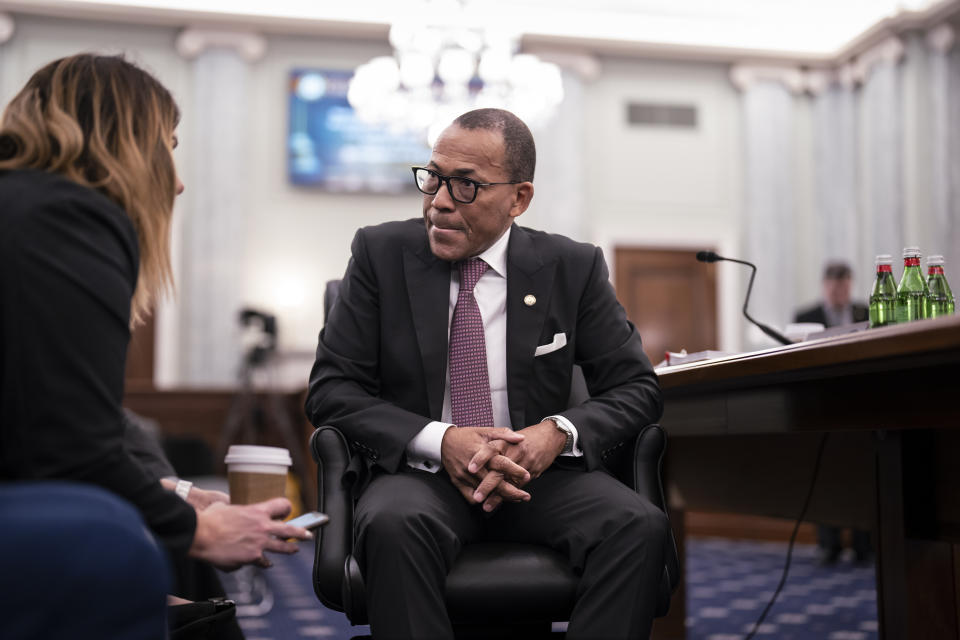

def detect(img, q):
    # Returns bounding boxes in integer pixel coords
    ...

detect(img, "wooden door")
[614,247,717,366]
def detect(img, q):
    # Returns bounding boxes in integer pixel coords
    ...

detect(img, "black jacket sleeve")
[0,171,196,559]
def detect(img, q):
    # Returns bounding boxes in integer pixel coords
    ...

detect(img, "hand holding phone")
[286,511,329,530]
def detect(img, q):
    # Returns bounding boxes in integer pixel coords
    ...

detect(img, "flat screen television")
[288,68,431,192]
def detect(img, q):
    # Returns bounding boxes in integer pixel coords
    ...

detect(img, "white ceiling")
[1,0,953,57]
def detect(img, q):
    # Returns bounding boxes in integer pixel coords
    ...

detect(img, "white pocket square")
[534,332,567,357]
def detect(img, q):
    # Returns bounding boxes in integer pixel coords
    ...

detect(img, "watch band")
[174,479,193,501]
[550,418,574,454]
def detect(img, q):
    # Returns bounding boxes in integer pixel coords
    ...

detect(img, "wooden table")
[657,314,960,639]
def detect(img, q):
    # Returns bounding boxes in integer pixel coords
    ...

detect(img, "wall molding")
[527,49,601,81]
[175,28,267,62]
[850,36,905,83]
[730,64,806,94]
[5,0,960,66]
[926,23,956,52]
[730,33,922,94]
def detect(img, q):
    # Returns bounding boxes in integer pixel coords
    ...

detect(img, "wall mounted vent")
[626,102,697,128]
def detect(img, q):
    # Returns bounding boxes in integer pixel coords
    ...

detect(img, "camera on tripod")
[238,308,277,370]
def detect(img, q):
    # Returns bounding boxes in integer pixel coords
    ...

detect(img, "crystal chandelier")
[347,0,564,145]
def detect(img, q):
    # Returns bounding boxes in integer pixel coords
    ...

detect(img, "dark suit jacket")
[0,169,196,559]
[794,303,869,327]
[305,218,662,489]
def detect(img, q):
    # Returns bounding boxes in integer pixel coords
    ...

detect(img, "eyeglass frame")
[411,166,522,204]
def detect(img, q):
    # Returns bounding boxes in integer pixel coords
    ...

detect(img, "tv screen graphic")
[288,69,431,192]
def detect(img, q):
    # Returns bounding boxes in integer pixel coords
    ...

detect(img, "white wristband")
[174,479,193,501]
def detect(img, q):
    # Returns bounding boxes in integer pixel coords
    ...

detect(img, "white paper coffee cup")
[224,445,292,505]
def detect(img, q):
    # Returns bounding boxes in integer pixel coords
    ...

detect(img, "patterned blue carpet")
[685,537,877,640]
[219,535,878,639]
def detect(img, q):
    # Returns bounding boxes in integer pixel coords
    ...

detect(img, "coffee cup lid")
[224,445,292,467]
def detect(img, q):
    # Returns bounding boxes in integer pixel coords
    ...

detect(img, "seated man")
[306,108,668,639]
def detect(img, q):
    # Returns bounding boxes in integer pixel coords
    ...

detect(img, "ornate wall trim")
[175,28,267,62]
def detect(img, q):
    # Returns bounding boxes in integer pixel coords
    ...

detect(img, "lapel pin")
[524,294,537,306]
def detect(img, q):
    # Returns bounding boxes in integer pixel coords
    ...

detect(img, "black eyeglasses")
[412,167,521,204]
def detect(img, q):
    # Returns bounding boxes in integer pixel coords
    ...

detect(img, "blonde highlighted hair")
[0,53,180,326]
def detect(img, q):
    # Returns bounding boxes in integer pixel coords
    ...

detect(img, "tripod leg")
[263,392,313,509]
[217,387,256,470]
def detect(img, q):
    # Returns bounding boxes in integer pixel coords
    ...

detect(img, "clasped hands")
[440,420,567,512]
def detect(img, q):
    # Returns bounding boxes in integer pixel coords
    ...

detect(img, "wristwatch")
[174,479,193,501]
[550,418,574,455]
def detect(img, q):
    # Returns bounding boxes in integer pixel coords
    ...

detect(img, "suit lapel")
[506,226,556,428]
[403,242,451,421]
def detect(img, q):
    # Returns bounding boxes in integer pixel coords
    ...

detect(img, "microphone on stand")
[696,251,792,346]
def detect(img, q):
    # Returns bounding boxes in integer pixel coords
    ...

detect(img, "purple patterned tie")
[449,258,494,427]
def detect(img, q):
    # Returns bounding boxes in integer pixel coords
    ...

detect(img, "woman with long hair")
[0,54,311,636]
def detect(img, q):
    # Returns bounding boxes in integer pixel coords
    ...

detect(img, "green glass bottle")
[925,254,955,318]
[895,246,928,323]
[868,254,897,328]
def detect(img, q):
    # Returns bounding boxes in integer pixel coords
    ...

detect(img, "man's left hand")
[468,420,566,511]
[187,487,231,511]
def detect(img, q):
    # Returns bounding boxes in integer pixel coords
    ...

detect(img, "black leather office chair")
[309,280,680,636]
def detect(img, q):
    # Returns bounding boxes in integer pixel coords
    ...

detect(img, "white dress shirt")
[823,302,854,328]
[405,227,582,472]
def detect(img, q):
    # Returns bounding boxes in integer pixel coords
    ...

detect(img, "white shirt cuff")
[545,415,583,457]
[405,421,454,472]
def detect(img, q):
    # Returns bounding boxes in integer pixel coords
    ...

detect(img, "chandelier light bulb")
[411,27,444,55]
[454,28,485,54]
[508,54,541,88]
[437,47,475,85]
[368,56,402,90]
[478,49,511,84]
[389,23,418,50]
[348,10,563,144]
[399,52,436,89]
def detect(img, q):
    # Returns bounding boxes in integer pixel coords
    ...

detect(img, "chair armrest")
[309,426,354,612]
[632,424,667,511]
[633,424,681,600]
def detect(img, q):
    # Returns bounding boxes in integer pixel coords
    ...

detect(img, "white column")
[926,24,959,286]
[731,66,802,347]
[174,29,266,385]
[523,52,597,242]
[857,37,906,269]
[949,42,960,289]
[0,13,16,102]
[810,70,859,287]
[0,13,13,43]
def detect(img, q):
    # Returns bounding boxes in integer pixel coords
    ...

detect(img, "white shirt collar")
[475,226,511,278]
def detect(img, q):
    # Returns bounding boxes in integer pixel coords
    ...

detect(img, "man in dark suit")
[305,108,668,639]
[794,260,871,566]
[794,261,869,328]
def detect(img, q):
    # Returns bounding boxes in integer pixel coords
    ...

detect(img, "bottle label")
[877,265,893,273]
[904,257,921,267]
[928,266,944,275]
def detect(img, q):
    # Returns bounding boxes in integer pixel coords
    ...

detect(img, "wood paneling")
[685,512,816,544]
[658,314,960,639]
[614,248,717,366]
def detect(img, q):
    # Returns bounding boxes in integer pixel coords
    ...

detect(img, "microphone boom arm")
[697,252,792,346]
[725,257,792,346]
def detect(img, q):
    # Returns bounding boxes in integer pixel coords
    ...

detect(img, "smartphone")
[286,511,330,530]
